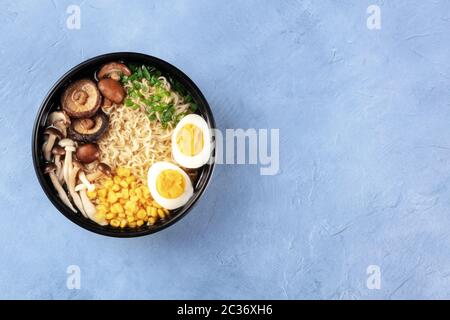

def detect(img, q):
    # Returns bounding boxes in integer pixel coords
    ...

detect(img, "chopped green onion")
[129,91,139,99]
[133,81,141,90]
[142,65,151,80]
[154,104,165,112]
[162,107,174,123]
[190,103,198,112]
[124,98,133,107]
[128,73,138,82]
[143,98,153,106]
[128,64,139,73]
[150,76,158,85]
[123,64,194,126]
[137,68,143,79]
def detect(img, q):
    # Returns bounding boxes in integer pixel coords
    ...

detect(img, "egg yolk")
[176,124,204,156]
[156,169,185,199]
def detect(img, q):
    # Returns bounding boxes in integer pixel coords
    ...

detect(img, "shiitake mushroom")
[61,79,102,118]
[68,111,109,143]
[76,143,100,164]
[98,78,125,104]
[97,62,131,81]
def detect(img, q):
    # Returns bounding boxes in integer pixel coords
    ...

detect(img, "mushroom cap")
[68,111,109,143]
[98,62,131,80]
[44,126,63,139]
[78,118,95,130]
[44,163,57,174]
[98,163,112,176]
[98,78,125,104]
[52,145,66,156]
[46,111,71,126]
[59,138,76,148]
[61,79,102,118]
[76,143,100,164]
[53,122,68,138]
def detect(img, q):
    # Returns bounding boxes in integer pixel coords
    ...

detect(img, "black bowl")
[32,52,215,237]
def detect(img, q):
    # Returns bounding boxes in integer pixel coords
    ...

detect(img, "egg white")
[171,114,211,169]
[147,161,193,210]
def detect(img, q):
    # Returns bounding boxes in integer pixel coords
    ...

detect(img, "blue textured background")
[1,0,450,299]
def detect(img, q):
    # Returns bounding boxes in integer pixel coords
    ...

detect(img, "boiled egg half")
[147,161,193,210]
[172,114,211,169]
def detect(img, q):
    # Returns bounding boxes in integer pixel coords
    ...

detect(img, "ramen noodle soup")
[41,62,211,229]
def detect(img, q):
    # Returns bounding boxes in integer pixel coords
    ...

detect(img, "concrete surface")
[1,0,450,299]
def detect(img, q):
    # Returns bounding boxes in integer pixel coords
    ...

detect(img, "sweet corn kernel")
[95,213,105,221]
[137,209,146,220]
[130,196,139,203]
[113,176,121,184]
[136,220,144,227]
[97,204,107,215]
[121,189,129,199]
[112,203,124,214]
[104,180,114,189]
[87,190,97,199]
[97,189,107,199]
[112,184,121,192]
[150,207,158,218]
[116,167,124,176]
[125,200,138,213]
[120,219,127,228]
[148,217,156,225]
[157,208,165,219]
[118,213,126,219]
[106,213,115,220]
[128,222,137,228]
[117,167,131,177]
[110,219,120,227]
[126,176,136,184]
[120,180,128,188]
[127,216,135,223]
[135,188,142,198]
[107,191,118,203]
[152,201,162,209]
